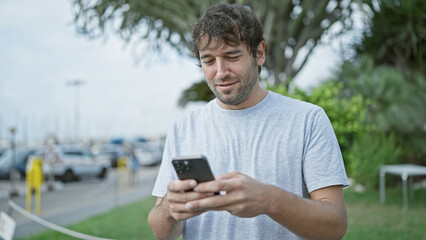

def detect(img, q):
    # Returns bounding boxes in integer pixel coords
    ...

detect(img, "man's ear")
[256,41,266,66]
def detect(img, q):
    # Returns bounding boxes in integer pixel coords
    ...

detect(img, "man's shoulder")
[268,91,322,114]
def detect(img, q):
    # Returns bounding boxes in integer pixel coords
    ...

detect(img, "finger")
[167,198,208,220]
[216,171,240,180]
[194,177,239,193]
[171,209,207,221]
[168,198,210,214]
[185,194,232,211]
[168,179,197,192]
[168,190,214,204]
[193,180,220,193]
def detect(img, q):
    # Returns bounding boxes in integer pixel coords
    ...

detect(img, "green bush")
[338,56,426,165]
[346,131,402,189]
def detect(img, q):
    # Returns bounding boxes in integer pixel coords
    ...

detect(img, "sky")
[0,0,360,144]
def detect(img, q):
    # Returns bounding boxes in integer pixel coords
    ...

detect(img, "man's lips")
[216,81,237,91]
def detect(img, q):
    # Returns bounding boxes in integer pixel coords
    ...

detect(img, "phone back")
[172,155,215,183]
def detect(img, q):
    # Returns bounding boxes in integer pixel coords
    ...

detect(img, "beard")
[207,61,258,106]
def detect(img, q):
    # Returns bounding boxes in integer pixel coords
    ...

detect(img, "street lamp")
[9,127,18,197]
[66,79,85,143]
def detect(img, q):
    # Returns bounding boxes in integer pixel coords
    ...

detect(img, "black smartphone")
[172,155,215,183]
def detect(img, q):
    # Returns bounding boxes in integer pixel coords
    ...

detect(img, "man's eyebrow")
[200,53,212,60]
[200,49,243,60]
[224,50,242,55]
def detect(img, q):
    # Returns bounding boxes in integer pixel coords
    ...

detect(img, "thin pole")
[9,127,18,197]
[66,79,85,143]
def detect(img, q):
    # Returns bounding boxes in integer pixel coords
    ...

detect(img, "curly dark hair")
[191,3,265,70]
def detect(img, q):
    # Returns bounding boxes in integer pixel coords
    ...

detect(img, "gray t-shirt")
[152,91,349,240]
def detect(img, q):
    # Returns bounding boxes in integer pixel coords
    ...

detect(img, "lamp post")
[0,114,3,141]
[9,127,18,197]
[66,79,85,143]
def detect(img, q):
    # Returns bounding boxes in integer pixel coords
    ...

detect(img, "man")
[148,3,348,240]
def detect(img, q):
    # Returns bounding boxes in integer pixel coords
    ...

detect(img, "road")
[0,166,160,239]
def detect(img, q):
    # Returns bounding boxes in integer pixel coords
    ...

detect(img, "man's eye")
[203,60,214,65]
[227,55,241,60]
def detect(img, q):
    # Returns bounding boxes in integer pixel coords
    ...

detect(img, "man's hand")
[182,171,347,240]
[185,171,271,218]
[166,179,216,221]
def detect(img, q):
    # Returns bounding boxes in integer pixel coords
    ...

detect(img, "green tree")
[178,80,216,107]
[346,131,402,189]
[356,0,426,74]
[338,56,426,164]
[336,0,426,166]
[340,56,425,134]
[71,0,357,95]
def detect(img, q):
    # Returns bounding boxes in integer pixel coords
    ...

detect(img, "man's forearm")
[148,197,183,240]
[265,185,347,240]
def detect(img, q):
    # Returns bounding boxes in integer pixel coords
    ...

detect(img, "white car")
[133,143,162,166]
[33,145,111,182]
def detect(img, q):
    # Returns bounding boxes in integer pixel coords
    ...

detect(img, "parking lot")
[0,165,160,239]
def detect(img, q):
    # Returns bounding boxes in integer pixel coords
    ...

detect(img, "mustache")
[213,76,239,85]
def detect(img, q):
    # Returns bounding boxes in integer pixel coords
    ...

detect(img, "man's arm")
[186,172,347,240]
[267,184,347,240]
[148,179,214,240]
[148,196,183,240]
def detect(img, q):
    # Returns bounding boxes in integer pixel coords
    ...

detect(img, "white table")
[380,164,426,212]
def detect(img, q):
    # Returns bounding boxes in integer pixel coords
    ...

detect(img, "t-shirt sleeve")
[303,108,349,193]
[152,123,178,197]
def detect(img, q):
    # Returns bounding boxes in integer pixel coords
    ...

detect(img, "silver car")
[133,143,162,166]
[34,145,110,182]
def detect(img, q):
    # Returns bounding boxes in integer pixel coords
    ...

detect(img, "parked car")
[0,147,7,157]
[34,145,111,182]
[133,142,162,166]
[0,147,37,179]
[98,145,130,168]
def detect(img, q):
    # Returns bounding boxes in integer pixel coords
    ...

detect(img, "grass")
[343,185,426,240]
[19,186,426,240]
[17,197,157,240]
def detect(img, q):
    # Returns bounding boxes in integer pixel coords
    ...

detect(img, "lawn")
[17,197,157,240]
[343,185,426,240]
[18,186,426,240]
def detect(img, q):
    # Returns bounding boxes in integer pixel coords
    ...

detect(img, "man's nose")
[215,59,230,79]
